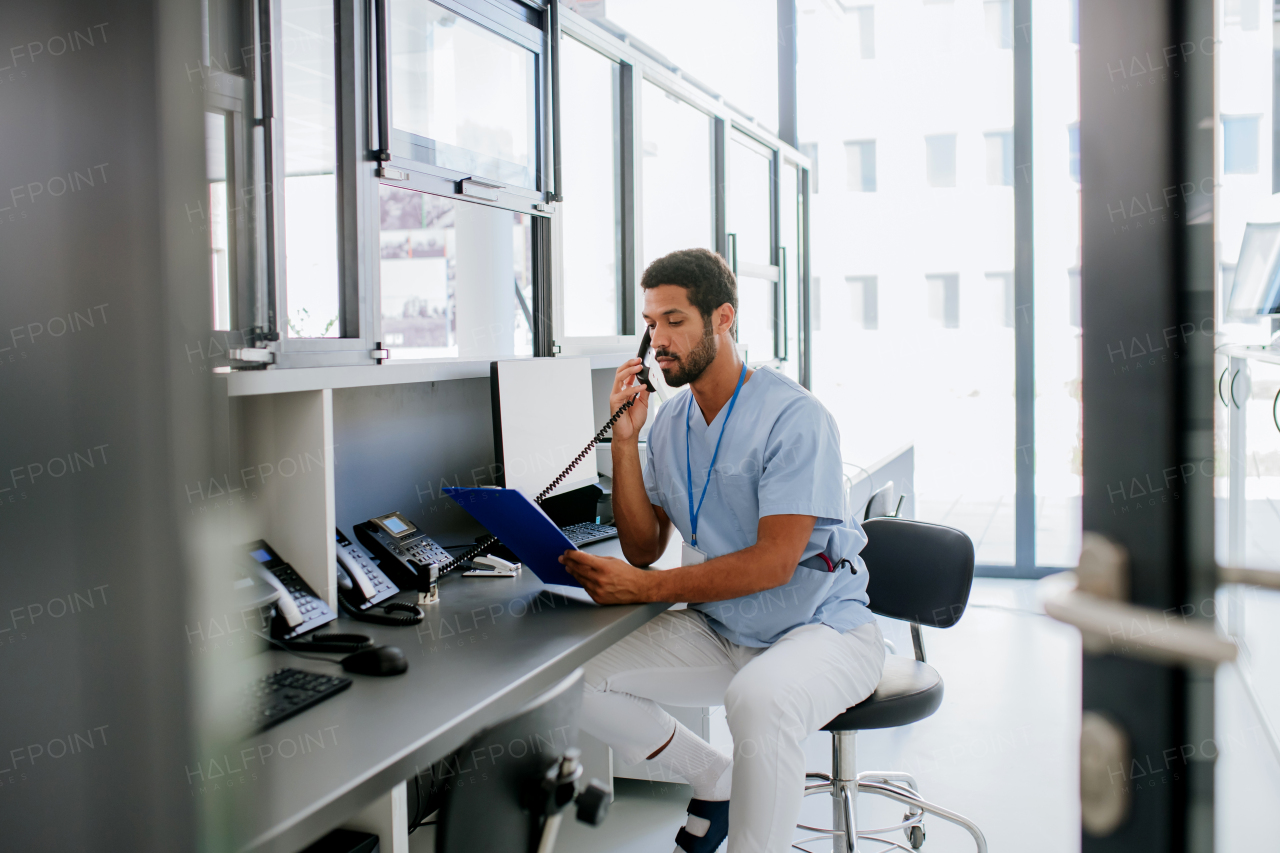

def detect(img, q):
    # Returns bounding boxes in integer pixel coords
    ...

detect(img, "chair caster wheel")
[904,816,925,849]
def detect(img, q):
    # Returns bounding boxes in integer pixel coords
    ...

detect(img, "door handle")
[1040,533,1237,668]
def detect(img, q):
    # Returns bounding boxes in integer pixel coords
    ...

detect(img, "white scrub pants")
[581,609,886,853]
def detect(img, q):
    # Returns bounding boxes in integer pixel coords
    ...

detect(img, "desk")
[227,536,681,853]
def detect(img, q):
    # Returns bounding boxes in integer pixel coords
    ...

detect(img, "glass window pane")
[802,1,1015,564]
[379,186,533,359]
[727,134,772,265]
[641,81,713,266]
[389,0,537,190]
[205,111,233,331]
[737,276,774,363]
[779,162,801,379]
[282,0,341,338]
[560,36,622,337]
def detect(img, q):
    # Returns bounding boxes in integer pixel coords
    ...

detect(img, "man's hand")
[559,550,653,604]
[609,358,650,443]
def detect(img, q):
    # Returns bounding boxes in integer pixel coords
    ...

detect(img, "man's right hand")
[609,357,651,443]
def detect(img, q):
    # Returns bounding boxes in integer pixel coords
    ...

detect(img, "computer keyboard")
[560,522,618,547]
[241,668,352,733]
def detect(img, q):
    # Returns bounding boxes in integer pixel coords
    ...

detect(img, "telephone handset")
[335,528,424,626]
[635,327,656,392]
[246,540,338,640]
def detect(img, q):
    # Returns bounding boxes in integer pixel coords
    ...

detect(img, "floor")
[412,577,1280,853]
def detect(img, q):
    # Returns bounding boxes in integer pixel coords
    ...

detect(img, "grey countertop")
[217,536,680,853]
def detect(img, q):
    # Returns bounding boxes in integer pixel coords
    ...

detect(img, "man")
[558,248,885,853]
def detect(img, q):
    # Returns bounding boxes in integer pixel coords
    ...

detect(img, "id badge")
[682,540,708,566]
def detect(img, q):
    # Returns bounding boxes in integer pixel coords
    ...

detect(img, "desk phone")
[246,540,337,640]
[355,511,453,593]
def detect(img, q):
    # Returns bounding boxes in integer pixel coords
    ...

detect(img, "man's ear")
[715,303,735,336]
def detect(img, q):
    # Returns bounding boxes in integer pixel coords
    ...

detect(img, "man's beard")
[657,325,718,387]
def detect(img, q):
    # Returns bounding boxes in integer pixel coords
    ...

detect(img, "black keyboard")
[241,668,351,733]
[561,522,618,547]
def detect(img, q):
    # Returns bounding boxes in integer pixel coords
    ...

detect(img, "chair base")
[797,732,987,853]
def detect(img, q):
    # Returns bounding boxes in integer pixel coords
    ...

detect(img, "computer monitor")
[490,358,599,503]
[1226,222,1280,320]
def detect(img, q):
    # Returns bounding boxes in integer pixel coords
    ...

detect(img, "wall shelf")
[227,352,634,397]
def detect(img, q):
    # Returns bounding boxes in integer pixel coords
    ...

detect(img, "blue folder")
[442,487,581,587]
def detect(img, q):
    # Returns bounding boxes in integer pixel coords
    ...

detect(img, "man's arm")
[608,358,672,565]
[559,514,816,605]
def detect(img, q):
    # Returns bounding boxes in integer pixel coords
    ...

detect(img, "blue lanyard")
[686,364,747,547]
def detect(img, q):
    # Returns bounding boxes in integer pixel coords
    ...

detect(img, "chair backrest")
[861,517,975,628]
[436,669,583,853]
[863,481,896,521]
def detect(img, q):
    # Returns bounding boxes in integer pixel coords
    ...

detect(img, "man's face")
[641,284,721,387]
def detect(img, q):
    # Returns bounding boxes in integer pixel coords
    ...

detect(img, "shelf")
[226,352,634,397]
[1221,344,1280,366]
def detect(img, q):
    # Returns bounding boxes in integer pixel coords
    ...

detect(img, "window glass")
[1222,115,1260,174]
[925,133,957,187]
[205,111,233,331]
[728,134,774,363]
[925,274,959,328]
[846,276,878,330]
[779,162,802,377]
[984,131,1013,186]
[845,141,876,192]
[560,36,623,337]
[641,81,713,266]
[281,0,341,338]
[389,1,537,190]
[379,187,533,359]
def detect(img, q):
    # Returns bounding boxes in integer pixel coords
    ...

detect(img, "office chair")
[800,517,988,853]
[416,669,610,853]
[862,481,897,521]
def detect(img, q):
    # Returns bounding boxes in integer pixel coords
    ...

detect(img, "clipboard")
[442,487,582,588]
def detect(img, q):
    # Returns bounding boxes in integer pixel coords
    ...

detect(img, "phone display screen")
[250,548,272,563]
[384,516,409,534]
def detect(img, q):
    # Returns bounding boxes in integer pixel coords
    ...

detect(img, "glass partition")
[281,0,342,338]
[379,186,533,359]
[640,80,714,266]
[389,0,538,190]
[559,35,624,337]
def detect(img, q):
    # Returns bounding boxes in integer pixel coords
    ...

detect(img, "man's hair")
[640,248,737,330]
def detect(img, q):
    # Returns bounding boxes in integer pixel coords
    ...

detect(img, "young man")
[558,248,885,853]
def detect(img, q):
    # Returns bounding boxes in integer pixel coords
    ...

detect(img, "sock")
[650,724,732,849]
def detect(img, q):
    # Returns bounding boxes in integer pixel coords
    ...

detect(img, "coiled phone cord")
[432,393,641,578]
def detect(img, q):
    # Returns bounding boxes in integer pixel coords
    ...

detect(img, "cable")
[432,393,641,578]
[338,594,424,626]
[250,630,346,665]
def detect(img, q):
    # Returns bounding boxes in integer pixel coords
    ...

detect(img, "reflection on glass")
[379,186,533,359]
[560,35,621,337]
[282,0,341,338]
[737,277,774,364]
[727,135,772,265]
[800,0,1016,564]
[389,0,537,189]
[779,162,801,379]
[205,111,232,331]
[641,81,713,266]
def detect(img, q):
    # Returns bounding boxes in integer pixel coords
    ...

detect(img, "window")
[205,111,233,331]
[986,272,1014,327]
[728,133,775,362]
[1068,122,1080,182]
[379,187,533,359]
[926,274,959,328]
[1224,0,1260,30]
[1220,263,1236,320]
[983,0,1013,49]
[800,142,819,193]
[984,131,1013,186]
[812,276,822,331]
[845,140,876,192]
[847,276,878,329]
[389,0,538,189]
[641,82,714,267]
[838,5,875,59]
[559,36,624,337]
[1223,115,1260,174]
[925,134,956,187]
[281,0,341,338]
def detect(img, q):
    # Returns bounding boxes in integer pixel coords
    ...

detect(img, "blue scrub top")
[642,367,875,647]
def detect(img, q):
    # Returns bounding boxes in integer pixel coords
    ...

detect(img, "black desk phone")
[336,528,424,625]
[359,332,655,602]
[246,540,337,640]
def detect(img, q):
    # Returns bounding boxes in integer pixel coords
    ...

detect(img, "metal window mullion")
[260,0,284,339]
[618,61,636,336]
[336,0,364,346]
[1013,0,1035,572]
[799,166,811,390]
[715,117,727,261]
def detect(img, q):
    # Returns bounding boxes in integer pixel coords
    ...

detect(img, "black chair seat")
[822,655,944,731]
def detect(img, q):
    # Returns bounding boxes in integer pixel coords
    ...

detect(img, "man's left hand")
[559,550,652,604]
